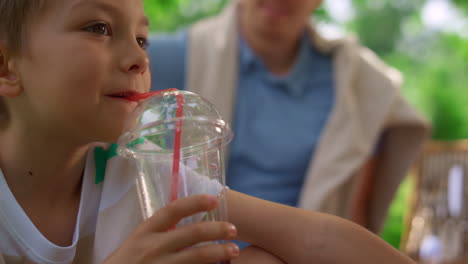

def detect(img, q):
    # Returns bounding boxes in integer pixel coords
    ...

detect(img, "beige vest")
[186,4,430,233]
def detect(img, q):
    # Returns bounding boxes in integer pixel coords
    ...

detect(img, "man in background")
[148,0,430,233]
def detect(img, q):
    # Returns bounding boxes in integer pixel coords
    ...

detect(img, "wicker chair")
[401,140,468,263]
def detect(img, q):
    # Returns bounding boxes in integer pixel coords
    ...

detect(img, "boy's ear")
[0,49,22,97]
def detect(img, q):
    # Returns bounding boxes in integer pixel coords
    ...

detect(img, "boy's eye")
[137,37,149,49]
[84,23,111,35]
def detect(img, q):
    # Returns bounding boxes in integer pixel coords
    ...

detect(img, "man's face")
[239,0,323,40]
[12,0,151,144]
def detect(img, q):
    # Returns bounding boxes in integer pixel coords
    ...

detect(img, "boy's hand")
[104,195,239,264]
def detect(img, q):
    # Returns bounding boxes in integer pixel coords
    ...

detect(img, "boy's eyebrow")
[70,0,149,27]
[71,1,121,16]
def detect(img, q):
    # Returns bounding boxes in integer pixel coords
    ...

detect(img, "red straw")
[127,88,179,102]
[127,89,183,204]
[170,93,184,202]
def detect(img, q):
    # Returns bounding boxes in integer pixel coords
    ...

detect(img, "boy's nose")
[121,43,149,75]
[127,57,148,74]
[125,55,148,75]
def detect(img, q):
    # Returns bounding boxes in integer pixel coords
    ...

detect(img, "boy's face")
[11,0,150,143]
[239,0,322,40]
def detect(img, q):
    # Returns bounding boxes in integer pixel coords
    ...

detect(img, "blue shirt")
[149,31,334,206]
[149,32,187,91]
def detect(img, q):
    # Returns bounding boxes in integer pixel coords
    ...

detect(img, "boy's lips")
[107,89,179,102]
[125,91,161,101]
[107,91,140,101]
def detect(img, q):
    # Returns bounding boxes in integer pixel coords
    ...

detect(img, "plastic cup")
[117,90,233,262]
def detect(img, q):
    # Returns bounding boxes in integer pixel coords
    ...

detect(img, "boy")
[0,0,416,263]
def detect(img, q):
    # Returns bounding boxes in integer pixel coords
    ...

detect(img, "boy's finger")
[150,221,237,252]
[140,194,218,233]
[163,242,239,264]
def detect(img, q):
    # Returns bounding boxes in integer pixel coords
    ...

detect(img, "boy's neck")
[0,116,91,246]
[0,125,88,204]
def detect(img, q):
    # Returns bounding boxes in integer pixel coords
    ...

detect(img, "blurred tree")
[386,32,468,140]
[453,0,468,11]
[349,0,424,56]
[144,0,228,32]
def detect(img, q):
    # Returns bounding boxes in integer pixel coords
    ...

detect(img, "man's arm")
[351,155,380,228]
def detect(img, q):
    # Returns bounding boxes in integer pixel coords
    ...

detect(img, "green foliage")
[349,0,424,55]
[453,0,468,12]
[385,33,468,140]
[313,5,332,22]
[426,79,468,140]
[144,0,228,32]
[380,177,412,248]
[347,0,468,141]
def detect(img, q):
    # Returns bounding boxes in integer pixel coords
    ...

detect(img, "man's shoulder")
[329,36,403,94]
[353,44,403,89]
[310,27,402,89]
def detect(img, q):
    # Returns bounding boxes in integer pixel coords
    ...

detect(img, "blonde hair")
[0,1,46,117]
[0,0,45,54]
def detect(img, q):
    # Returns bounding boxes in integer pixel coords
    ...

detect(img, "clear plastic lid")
[117,90,233,160]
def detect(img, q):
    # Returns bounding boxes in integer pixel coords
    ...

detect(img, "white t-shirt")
[0,143,223,263]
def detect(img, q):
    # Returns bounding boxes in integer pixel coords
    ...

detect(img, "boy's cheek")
[143,73,151,92]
